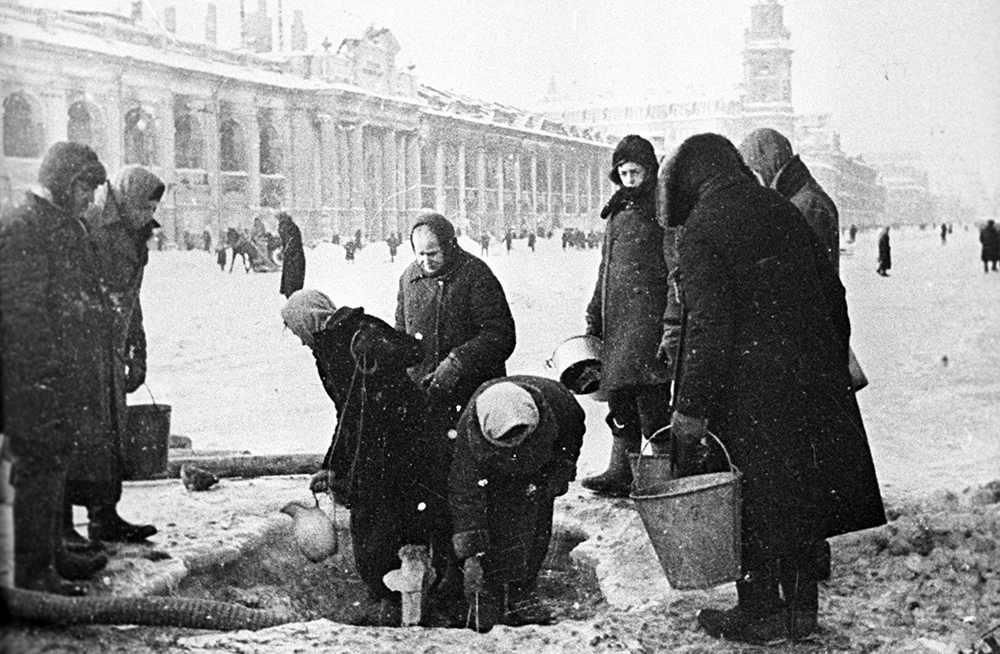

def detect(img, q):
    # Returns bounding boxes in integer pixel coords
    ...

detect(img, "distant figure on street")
[848,224,857,243]
[527,231,536,252]
[504,230,513,254]
[877,226,892,276]
[940,223,948,245]
[354,229,363,249]
[344,239,357,263]
[480,232,490,256]
[277,212,305,298]
[980,220,1000,272]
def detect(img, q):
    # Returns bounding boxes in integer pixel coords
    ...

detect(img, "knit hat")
[281,289,337,347]
[475,382,540,448]
[37,141,107,209]
[609,135,659,186]
[738,128,793,187]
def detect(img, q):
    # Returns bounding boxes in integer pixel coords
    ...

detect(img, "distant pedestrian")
[527,231,536,252]
[876,226,891,276]
[504,230,513,254]
[354,229,363,249]
[848,224,857,243]
[940,223,948,245]
[344,240,357,263]
[202,229,212,252]
[277,212,305,298]
[387,233,399,262]
[980,220,1000,272]
[480,233,490,256]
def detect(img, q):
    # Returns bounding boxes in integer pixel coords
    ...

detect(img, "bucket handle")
[640,425,739,477]
[140,383,162,409]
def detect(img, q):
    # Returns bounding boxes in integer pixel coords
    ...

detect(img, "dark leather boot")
[56,547,108,581]
[698,575,786,644]
[88,505,157,543]
[779,560,820,641]
[62,496,104,554]
[580,436,637,497]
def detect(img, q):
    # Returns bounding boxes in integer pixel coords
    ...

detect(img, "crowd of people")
[4,128,894,643]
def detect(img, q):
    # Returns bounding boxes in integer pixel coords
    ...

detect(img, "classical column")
[246,108,261,217]
[572,158,581,221]
[476,147,486,234]
[545,151,553,226]
[457,140,467,224]
[513,152,522,227]
[529,151,538,226]
[407,131,421,219]
[434,140,445,213]
[205,97,221,240]
[350,124,365,236]
[495,149,504,232]
[383,128,396,238]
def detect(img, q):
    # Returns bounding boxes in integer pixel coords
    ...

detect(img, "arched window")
[258,109,282,175]
[219,119,246,172]
[67,101,105,157]
[175,112,205,169]
[123,107,157,166]
[3,92,44,158]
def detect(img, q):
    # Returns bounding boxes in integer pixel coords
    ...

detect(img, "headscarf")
[738,128,794,187]
[474,381,539,448]
[609,134,659,185]
[661,133,754,228]
[36,141,107,210]
[409,210,457,251]
[95,165,165,230]
[281,289,338,347]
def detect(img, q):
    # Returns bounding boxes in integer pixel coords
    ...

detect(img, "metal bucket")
[122,404,171,481]
[630,432,741,590]
[628,426,674,494]
[546,335,602,396]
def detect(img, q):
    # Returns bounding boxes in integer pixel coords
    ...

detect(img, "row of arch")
[2,91,284,176]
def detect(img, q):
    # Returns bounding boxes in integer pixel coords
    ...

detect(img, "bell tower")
[742,0,795,137]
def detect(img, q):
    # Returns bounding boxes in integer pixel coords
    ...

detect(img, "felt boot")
[779,562,820,641]
[580,437,637,497]
[62,496,103,554]
[698,575,786,644]
[56,547,108,581]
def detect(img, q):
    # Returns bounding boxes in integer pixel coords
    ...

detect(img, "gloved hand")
[309,470,351,508]
[420,353,463,396]
[452,529,490,561]
[545,459,576,497]
[123,346,146,393]
[670,411,710,477]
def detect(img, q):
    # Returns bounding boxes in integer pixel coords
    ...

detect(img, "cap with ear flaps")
[475,382,540,447]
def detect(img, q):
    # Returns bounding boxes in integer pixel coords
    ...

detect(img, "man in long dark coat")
[662,134,885,644]
[1,142,109,594]
[277,211,305,297]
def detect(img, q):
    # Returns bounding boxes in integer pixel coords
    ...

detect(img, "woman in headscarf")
[663,133,885,643]
[581,135,675,497]
[65,165,164,549]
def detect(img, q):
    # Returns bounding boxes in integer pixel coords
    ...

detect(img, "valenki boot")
[580,436,638,497]
[15,472,86,595]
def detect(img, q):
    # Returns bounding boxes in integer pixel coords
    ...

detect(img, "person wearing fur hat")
[449,376,585,632]
[581,135,675,497]
[63,165,165,550]
[1,141,110,594]
[662,133,885,643]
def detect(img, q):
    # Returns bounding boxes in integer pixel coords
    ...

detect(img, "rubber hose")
[3,587,296,630]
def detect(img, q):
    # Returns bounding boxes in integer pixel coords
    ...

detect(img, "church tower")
[742,0,795,138]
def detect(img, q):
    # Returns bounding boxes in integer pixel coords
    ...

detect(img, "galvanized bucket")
[122,403,171,480]
[630,431,741,590]
[545,335,603,397]
[628,426,674,494]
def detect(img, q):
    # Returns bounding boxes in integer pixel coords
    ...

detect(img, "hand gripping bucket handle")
[631,429,742,590]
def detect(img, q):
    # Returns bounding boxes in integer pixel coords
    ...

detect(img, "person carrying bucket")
[581,134,678,497]
[661,134,886,644]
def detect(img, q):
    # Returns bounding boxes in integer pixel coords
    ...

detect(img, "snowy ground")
[139,223,1000,499]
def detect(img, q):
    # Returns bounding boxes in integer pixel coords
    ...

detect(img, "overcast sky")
[28,0,1000,201]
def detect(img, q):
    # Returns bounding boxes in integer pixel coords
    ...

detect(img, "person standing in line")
[848,223,857,243]
[277,211,305,298]
[395,210,516,584]
[581,135,674,497]
[940,222,948,245]
[504,230,513,254]
[1,142,110,594]
[527,231,536,252]
[877,226,892,276]
[63,166,164,550]
[479,232,490,256]
[449,376,584,632]
[739,128,840,273]
[662,133,885,644]
[979,219,999,272]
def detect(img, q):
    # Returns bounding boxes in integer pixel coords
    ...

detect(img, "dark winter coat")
[878,229,892,270]
[663,134,885,561]
[1,191,114,471]
[980,222,1000,262]
[449,376,584,584]
[586,181,674,391]
[395,246,516,413]
[278,216,305,297]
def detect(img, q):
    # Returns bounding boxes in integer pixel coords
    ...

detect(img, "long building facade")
[0,2,614,244]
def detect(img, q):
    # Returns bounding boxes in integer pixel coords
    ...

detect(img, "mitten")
[670,411,710,477]
[452,529,490,561]
[420,353,463,395]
